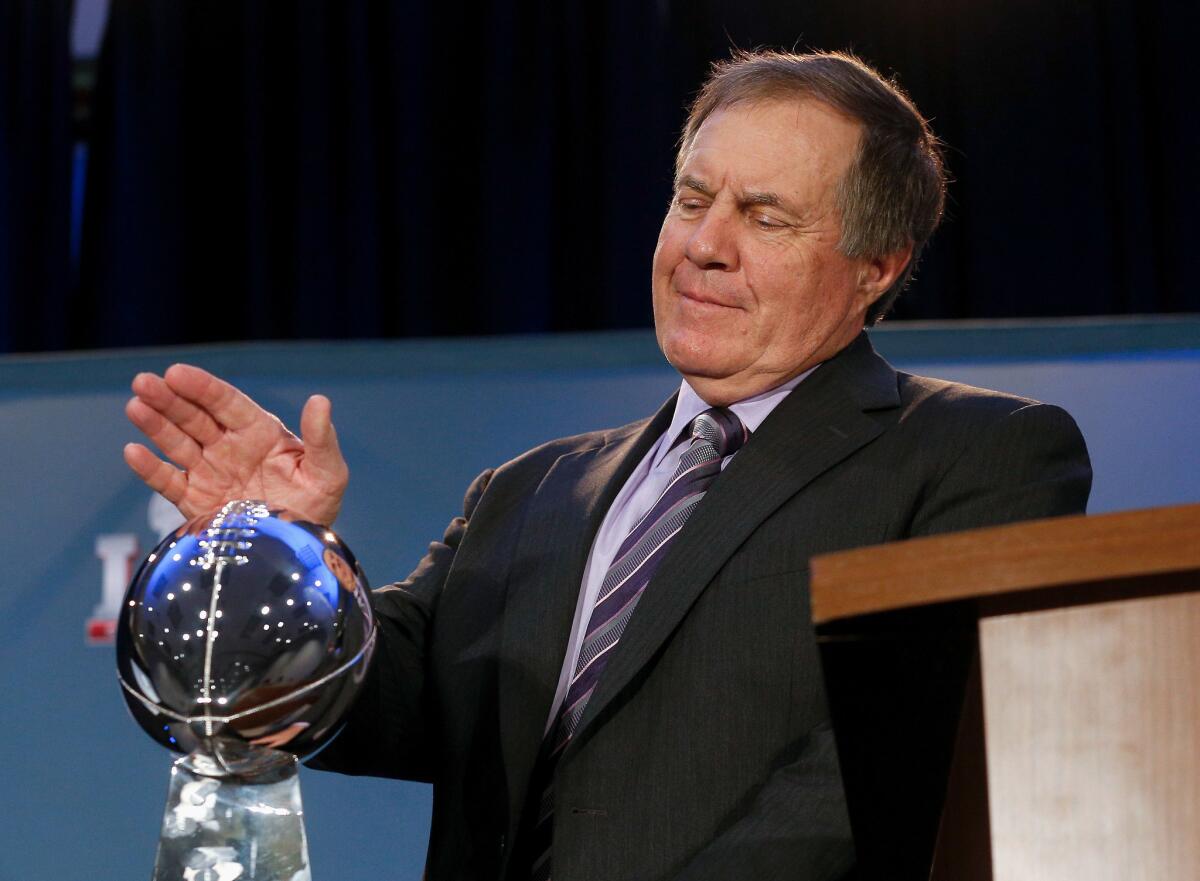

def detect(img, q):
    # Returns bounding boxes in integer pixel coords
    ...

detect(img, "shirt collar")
[652,366,819,469]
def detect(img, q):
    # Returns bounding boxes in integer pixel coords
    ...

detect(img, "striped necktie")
[526,406,748,881]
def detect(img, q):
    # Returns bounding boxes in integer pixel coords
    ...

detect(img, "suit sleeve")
[669,403,1092,881]
[306,468,495,783]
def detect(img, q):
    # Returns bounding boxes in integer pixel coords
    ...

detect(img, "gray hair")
[678,50,946,324]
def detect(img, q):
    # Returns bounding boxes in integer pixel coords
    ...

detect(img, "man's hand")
[123,364,349,524]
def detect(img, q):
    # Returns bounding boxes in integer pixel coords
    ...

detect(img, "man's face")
[652,98,882,405]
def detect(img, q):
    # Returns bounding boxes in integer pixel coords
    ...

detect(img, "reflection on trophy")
[116,500,376,880]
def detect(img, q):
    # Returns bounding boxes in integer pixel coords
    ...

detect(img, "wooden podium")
[810,504,1200,881]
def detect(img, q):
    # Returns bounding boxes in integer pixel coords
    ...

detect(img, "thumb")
[299,394,348,481]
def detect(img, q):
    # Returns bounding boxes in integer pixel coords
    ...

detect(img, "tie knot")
[690,407,748,458]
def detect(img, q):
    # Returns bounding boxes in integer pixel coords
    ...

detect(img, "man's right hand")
[123,364,349,525]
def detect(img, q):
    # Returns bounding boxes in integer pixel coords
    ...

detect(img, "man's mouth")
[678,288,737,309]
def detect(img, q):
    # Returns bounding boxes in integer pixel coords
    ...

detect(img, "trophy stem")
[153,752,311,881]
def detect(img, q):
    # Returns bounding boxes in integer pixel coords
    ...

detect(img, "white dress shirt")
[545,367,817,732]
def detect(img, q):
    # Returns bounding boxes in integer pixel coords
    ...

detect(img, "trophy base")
[153,752,311,881]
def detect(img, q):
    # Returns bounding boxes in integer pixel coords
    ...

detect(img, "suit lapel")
[497,397,676,829]
[566,333,900,749]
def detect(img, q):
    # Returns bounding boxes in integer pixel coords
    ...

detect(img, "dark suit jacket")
[311,333,1092,881]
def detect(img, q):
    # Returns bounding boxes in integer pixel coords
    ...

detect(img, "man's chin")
[659,344,742,386]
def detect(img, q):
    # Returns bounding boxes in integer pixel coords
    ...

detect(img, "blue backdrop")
[1,318,1197,879]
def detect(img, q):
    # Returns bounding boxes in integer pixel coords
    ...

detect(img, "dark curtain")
[75,0,676,349]
[5,0,1199,352]
[0,0,73,352]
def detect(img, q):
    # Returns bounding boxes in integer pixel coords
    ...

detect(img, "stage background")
[1,317,1197,880]
[4,0,1198,353]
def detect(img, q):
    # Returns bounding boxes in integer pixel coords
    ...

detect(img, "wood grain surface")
[810,504,1200,624]
[981,592,1200,880]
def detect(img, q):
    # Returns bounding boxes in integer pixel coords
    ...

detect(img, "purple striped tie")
[526,407,748,881]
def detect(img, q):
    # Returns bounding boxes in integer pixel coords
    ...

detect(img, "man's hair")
[678,50,946,324]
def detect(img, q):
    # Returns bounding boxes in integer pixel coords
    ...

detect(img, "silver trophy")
[116,500,376,881]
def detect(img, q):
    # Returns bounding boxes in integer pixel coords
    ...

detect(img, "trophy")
[116,500,377,881]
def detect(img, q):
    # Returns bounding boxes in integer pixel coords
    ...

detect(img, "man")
[124,51,1091,880]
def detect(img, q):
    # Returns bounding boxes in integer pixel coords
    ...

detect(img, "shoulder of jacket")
[890,372,1085,458]
[896,371,1050,418]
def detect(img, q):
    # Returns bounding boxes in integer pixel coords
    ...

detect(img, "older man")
[125,51,1090,881]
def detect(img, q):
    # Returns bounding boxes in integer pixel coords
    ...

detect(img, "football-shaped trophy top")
[116,500,376,774]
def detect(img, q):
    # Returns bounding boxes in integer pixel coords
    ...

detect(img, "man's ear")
[857,243,914,306]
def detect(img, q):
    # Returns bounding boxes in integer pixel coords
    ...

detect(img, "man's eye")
[752,213,786,229]
[676,197,706,212]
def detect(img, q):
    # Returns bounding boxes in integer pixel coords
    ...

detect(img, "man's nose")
[684,208,739,271]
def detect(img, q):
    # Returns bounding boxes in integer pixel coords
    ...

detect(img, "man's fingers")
[123,442,188,506]
[132,371,225,447]
[125,396,207,472]
[299,394,349,484]
[164,364,268,433]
